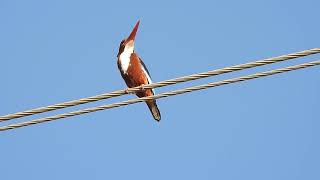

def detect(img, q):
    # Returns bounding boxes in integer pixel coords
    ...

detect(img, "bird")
[116,20,161,121]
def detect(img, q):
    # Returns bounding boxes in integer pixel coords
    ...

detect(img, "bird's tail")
[146,100,161,121]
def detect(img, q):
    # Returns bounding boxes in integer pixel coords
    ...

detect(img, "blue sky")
[1,0,319,179]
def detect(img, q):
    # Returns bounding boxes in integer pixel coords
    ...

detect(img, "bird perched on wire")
[117,20,161,121]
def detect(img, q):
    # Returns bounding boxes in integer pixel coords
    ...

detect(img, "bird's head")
[117,20,140,57]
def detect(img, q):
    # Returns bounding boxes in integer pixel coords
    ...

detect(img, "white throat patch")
[119,45,134,73]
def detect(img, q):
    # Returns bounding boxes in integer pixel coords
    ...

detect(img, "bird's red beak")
[126,20,140,43]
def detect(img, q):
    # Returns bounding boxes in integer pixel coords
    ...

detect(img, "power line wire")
[1,48,319,122]
[1,60,319,131]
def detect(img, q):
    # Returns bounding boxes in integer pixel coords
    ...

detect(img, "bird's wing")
[139,58,155,94]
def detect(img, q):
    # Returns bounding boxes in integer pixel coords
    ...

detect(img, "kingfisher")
[117,20,161,121]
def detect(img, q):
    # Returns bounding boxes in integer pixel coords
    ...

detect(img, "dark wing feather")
[139,58,152,83]
[139,58,155,94]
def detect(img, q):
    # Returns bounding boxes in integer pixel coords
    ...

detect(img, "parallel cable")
[1,60,319,131]
[0,48,320,122]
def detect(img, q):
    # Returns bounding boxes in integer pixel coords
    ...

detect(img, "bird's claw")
[124,88,131,94]
[125,86,145,94]
[139,86,145,91]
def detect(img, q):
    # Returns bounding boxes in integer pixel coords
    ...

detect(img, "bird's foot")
[124,88,131,94]
[139,85,145,91]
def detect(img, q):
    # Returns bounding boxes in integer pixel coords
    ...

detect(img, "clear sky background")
[1,0,319,179]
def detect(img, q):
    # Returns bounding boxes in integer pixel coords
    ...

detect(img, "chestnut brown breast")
[122,53,153,98]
